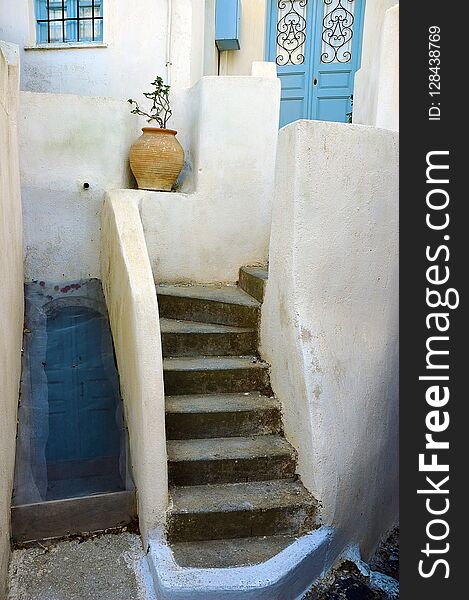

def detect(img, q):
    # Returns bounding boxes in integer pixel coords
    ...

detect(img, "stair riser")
[163,367,271,396]
[168,455,296,486]
[166,408,282,439]
[162,331,257,357]
[238,270,266,303]
[168,506,316,543]
[157,295,259,328]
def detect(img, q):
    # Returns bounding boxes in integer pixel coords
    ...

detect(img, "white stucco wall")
[19,69,279,283]
[0,41,23,597]
[140,73,280,283]
[353,1,399,130]
[20,91,140,280]
[219,0,268,76]
[261,120,399,558]
[101,193,167,542]
[0,0,207,99]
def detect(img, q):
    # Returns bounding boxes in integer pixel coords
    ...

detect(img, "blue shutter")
[216,0,241,51]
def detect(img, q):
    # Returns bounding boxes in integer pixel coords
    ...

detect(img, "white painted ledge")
[251,61,277,78]
[24,42,107,51]
[147,527,336,600]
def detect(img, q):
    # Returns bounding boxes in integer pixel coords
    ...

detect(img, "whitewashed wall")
[0,0,206,99]
[140,72,280,283]
[0,41,23,597]
[261,120,399,559]
[19,68,279,283]
[353,1,399,130]
[219,0,268,76]
[20,91,140,280]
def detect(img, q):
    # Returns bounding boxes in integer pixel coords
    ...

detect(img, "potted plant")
[128,76,184,192]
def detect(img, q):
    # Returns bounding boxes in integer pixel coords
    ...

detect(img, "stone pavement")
[7,528,399,599]
[7,533,156,600]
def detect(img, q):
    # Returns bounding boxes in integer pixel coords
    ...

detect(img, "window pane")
[79,19,93,42]
[65,21,78,42]
[79,7,92,18]
[94,19,103,41]
[79,0,102,17]
[35,0,48,20]
[49,21,63,43]
[37,22,48,43]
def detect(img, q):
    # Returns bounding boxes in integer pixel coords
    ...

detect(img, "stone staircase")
[157,266,318,568]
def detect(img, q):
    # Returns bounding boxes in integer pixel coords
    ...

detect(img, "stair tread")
[160,318,254,335]
[165,392,278,414]
[170,479,314,514]
[167,435,295,463]
[163,356,268,371]
[157,284,261,308]
[240,266,268,280]
[170,535,298,568]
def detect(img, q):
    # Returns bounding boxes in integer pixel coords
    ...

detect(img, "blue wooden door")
[45,306,121,466]
[267,0,365,127]
[267,0,314,128]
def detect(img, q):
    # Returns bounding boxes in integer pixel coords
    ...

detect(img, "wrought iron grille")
[276,0,309,66]
[36,0,103,44]
[321,0,355,64]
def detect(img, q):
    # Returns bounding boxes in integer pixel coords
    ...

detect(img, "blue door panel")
[80,374,121,459]
[319,70,352,89]
[317,96,350,122]
[277,69,310,127]
[309,0,365,123]
[45,306,121,465]
[280,98,307,128]
[267,1,315,128]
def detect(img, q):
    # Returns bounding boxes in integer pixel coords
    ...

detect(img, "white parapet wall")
[0,41,24,596]
[141,73,280,283]
[101,192,168,541]
[261,120,399,559]
[19,70,279,284]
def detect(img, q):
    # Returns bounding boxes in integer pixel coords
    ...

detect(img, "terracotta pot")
[129,127,184,192]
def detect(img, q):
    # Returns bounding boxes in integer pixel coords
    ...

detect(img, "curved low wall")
[101,192,167,541]
[261,120,399,559]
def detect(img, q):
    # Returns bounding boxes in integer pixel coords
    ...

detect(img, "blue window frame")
[35,0,103,44]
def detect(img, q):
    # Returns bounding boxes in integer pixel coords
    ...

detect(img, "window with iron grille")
[35,0,103,44]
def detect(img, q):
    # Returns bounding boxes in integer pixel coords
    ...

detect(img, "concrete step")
[156,285,260,327]
[169,534,299,568]
[167,479,317,543]
[167,435,296,486]
[160,318,257,357]
[165,392,282,439]
[238,266,268,303]
[163,356,271,395]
